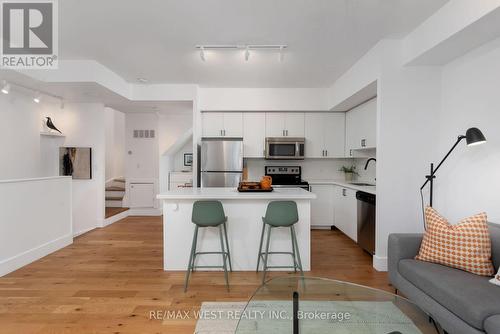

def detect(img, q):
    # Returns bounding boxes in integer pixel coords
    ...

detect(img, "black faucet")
[364,158,376,170]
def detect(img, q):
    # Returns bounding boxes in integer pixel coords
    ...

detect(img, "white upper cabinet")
[243,112,266,158]
[202,112,224,137]
[305,113,345,158]
[223,113,243,137]
[345,98,377,156]
[202,112,243,137]
[265,112,305,137]
[284,113,305,137]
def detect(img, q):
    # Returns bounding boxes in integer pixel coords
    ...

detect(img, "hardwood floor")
[0,216,390,334]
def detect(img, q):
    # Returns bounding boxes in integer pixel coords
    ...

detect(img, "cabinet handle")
[224,129,226,136]
[350,149,353,157]
[342,188,346,196]
[325,150,328,157]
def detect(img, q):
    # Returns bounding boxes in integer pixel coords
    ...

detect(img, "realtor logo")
[1,0,58,68]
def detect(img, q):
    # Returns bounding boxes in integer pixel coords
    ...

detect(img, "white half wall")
[0,177,72,276]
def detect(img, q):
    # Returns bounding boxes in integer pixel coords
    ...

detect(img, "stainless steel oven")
[265,137,305,160]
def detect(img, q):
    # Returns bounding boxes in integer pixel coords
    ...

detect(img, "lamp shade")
[465,127,486,146]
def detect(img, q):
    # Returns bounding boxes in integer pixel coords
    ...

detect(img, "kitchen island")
[157,187,316,271]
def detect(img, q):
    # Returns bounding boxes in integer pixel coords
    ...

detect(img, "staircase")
[105,178,126,208]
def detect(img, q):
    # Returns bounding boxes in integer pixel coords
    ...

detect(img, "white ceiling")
[59,0,448,88]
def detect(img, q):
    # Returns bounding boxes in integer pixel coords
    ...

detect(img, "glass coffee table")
[235,276,439,334]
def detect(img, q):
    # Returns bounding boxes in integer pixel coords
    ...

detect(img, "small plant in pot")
[339,165,359,182]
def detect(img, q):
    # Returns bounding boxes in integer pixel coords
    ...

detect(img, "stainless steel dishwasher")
[356,191,376,255]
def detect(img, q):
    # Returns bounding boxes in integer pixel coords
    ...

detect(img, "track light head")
[244,46,250,61]
[200,46,206,61]
[1,81,10,94]
[33,92,41,103]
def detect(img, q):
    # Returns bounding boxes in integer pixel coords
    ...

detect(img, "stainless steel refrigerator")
[200,138,243,187]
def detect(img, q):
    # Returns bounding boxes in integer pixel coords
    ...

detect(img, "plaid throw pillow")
[416,207,494,276]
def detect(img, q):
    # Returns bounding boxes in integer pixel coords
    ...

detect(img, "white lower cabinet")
[310,184,335,227]
[333,186,358,242]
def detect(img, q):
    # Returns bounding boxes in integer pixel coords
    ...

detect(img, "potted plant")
[339,165,359,182]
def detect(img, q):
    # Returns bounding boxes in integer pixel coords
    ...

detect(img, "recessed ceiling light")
[137,78,148,83]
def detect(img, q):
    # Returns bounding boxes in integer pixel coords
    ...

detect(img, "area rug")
[194,300,424,333]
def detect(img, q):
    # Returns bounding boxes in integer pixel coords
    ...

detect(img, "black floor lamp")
[420,127,486,209]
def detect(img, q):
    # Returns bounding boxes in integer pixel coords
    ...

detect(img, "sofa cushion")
[399,259,500,330]
[484,314,500,334]
[489,223,500,272]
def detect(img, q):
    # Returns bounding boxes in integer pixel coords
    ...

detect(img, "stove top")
[265,166,309,188]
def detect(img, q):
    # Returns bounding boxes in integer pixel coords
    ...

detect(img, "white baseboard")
[103,210,130,226]
[373,255,388,272]
[0,234,73,277]
[73,226,95,237]
[128,208,162,216]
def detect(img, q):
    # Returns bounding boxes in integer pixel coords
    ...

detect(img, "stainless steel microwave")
[265,137,305,160]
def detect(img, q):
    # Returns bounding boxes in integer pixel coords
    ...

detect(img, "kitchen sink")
[349,182,376,187]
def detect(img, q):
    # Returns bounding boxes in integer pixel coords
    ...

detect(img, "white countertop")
[307,179,376,195]
[157,187,316,200]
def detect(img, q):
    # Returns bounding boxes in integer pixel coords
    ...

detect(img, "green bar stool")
[184,200,232,292]
[256,201,304,284]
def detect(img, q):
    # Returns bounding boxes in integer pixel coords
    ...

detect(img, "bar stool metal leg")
[219,225,230,291]
[290,227,297,272]
[291,225,304,276]
[223,222,232,272]
[262,225,272,284]
[184,225,199,292]
[256,221,266,272]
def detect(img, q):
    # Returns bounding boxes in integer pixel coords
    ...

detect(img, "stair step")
[106,196,124,201]
[106,186,125,191]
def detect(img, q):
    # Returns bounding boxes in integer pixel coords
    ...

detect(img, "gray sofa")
[388,223,500,334]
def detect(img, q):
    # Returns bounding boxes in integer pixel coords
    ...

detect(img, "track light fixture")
[195,44,287,62]
[1,81,10,94]
[33,92,41,103]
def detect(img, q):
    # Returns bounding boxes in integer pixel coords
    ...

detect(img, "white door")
[333,186,357,241]
[223,112,243,137]
[129,183,155,208]
[310,184,335,227]
[202,113,224,137]
[343,188,358,242]
[265,113,286,137]
[305,113,324,158]
[243,112,266,157]
[285,113,305,137]
[324,113,345,158]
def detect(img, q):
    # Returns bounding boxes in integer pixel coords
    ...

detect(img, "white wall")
[199,88,329,111]
[125,113,159,179]
[46,103,106,235]
[104,107,125,182]
[434,37,500,223]
[0,91,45,179]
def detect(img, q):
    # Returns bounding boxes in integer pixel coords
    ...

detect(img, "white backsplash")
[244,158,376,183]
